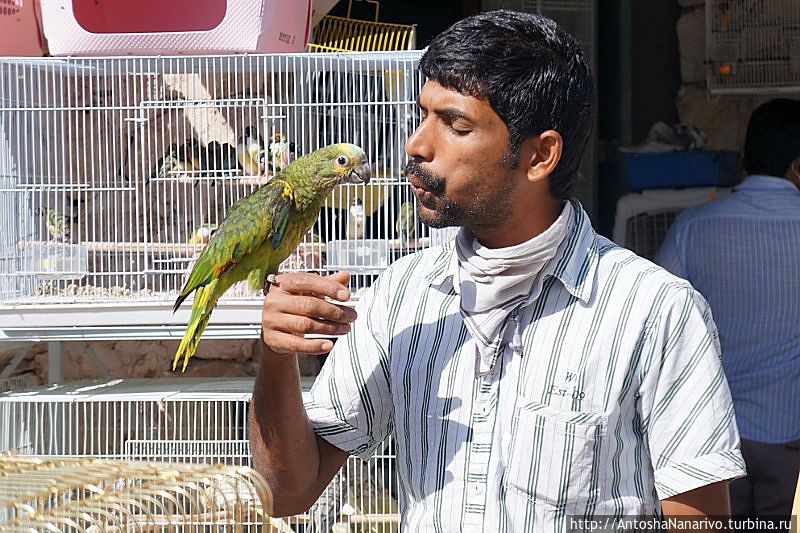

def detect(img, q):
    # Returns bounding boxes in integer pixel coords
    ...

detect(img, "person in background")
[250,10,746,531]
[656,98,800,525]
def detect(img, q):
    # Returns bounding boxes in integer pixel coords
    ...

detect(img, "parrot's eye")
[336,155,350,167]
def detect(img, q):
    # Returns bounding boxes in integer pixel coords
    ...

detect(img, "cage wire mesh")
[0,454,279,531]
[0,378,401,532]
[0,374,32,394]
[0,52,426,307]
[707,0,800,95]
[307,0,417,55]
[612,188,730,260]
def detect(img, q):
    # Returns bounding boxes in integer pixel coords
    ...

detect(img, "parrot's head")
[311,143,372,188]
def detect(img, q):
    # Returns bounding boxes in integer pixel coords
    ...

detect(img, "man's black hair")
[419,10,595,200]
[743,98,800,178]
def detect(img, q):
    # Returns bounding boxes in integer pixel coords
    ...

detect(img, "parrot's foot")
[263,273,279,295]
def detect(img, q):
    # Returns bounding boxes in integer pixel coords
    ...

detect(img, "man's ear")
[524,130,563,184]
[787,156,800,187]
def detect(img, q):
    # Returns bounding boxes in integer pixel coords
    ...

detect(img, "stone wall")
[675,0,769,150]
[0,338,324,387]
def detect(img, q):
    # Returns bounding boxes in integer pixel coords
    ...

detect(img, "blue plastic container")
[623,150,742,190]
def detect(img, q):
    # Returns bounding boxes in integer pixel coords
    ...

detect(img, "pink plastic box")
[40,0,311,56]
[0,0,45,56]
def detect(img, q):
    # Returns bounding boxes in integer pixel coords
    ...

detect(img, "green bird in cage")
[172,143,372,371]
[36,206,76,242]
[396,200,416,244]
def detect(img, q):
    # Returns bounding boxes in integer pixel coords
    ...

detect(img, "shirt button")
[471,484,484,495]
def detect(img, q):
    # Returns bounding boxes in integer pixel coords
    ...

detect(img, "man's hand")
[261,271,358,356]
[251,271,354,516]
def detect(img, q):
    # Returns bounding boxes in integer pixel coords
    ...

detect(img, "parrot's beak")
[348,161,372,184]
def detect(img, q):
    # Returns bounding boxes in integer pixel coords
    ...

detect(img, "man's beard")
[403,159,515,230]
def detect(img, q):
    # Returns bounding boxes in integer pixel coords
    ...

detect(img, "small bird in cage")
[347,197,366,240]
[237,126,265,176]
[179,139,203,182]
[396,200,416,244]
[151,143,179,181]
[172,143,371,370]
[204,141,241,178]
[188,223,218,246]
[35,206,76,242]
[151,143,196,183]
[268,133,296,174]
[197,141,219,173]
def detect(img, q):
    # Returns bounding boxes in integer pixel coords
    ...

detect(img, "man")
[656,98,800,523]
[250,11,745,531]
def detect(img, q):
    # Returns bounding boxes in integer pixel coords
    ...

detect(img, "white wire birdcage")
[706,0,800,95]
[0,454,278,531]
[0,51,429,339]
[612,187,730,260]
[0,373,32,394]
[0,377,400,532]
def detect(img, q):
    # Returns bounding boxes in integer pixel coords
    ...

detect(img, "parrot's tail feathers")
[173,291,191,313]
[172,280,219,371]
[181,314,212,372]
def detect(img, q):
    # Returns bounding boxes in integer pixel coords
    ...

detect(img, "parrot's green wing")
[271,195,291,250]
[174,179,291,311]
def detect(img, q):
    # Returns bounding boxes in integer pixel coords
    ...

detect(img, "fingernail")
[336,289,348,300]
[321,341,333,351]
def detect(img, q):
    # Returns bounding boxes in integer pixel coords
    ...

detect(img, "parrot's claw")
[263,273,279,295]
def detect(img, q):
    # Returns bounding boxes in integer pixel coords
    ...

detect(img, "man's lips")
[407,174,429,193]
[407,174,437,206]
[407,173,430,191]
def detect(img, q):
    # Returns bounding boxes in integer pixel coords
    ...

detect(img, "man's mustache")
[403,160,445,195]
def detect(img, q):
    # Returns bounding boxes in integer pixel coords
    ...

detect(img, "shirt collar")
[423,199,598,304]
[735,175,800,194]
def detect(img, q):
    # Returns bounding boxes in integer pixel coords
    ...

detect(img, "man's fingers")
[262,329,334,355]
[272,272,351,301]
[265,312,352,337]
[260,271,355,356]
[266,295,356,325]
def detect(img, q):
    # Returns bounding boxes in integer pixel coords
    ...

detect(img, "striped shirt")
[306,200,745,532]
[656,175,800,444]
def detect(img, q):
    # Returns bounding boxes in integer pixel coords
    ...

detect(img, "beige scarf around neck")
[453,201,573,375]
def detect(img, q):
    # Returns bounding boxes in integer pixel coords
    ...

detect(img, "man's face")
[403,80,521,230]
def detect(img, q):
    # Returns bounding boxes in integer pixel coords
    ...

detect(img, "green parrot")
[395,200,416,243]
[36,206,75,241]
[172,143,371,370]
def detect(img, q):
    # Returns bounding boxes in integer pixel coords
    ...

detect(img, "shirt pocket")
[504,399,608,507]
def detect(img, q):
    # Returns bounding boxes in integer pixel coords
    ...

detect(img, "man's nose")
[404,118,433,162]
